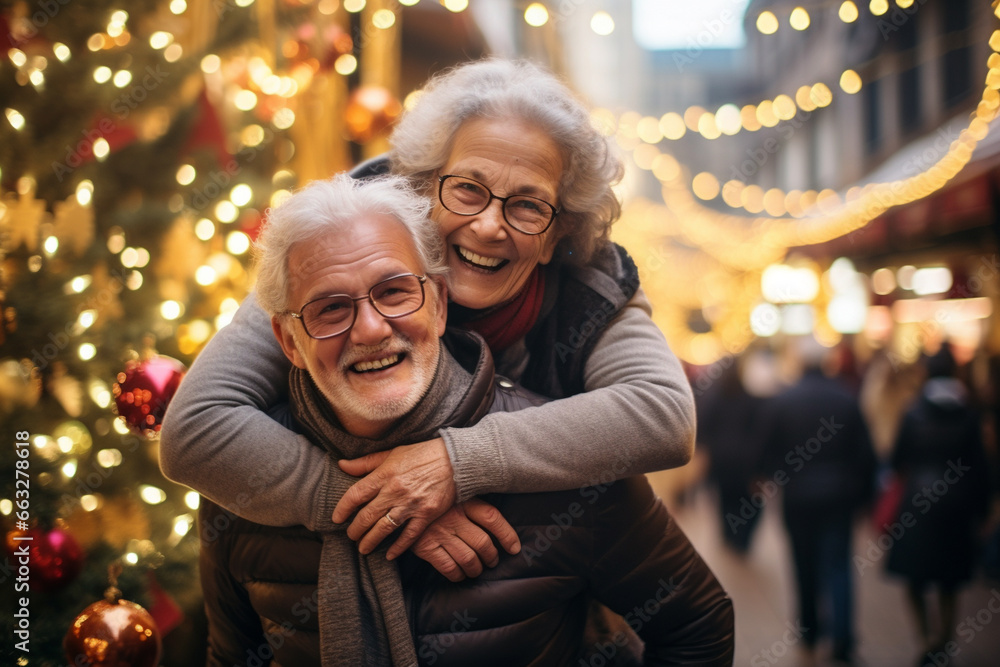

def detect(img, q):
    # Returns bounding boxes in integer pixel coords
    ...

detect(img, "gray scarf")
[288,341,478,666]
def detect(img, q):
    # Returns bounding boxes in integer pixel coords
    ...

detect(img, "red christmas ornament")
[111,355,186,437]
[319,24,353,71]
[64,596,162,667]
[0,11,52,52]
[344,86,402,144]
[182,90,230,168]
[146,572,184,636]
[70,115,140,165]
[239,210,265,243]
[5,527,84,593]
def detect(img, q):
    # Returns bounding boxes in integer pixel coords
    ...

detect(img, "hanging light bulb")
[869,0,889,17]
[789,7,810,31]
[839,1,859,22]
[591,11,614,35]
[756,11,779,35]
[840,69,862,94]
[524,3,548,27]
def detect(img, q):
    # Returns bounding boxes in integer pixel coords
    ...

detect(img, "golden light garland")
[5,0,995,370]
[598,80,843,146]
[521,0,891,36]
[613,33,1000,364]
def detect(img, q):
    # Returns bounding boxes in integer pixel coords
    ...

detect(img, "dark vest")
[522,244,639,399]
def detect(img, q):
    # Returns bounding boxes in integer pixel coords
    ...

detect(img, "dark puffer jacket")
[200,477,733,666]
[405,476,734,666]
[201,334,734,666]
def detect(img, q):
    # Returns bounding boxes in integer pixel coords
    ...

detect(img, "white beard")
[300,333,440,431]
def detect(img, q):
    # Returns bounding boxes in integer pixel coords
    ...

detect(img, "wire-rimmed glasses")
[437,174,559,235]
[289,273,428,339]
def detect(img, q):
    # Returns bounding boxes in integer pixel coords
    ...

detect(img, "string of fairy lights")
[521,0,905,37]
[2,0,996,371]
[606,10,1000,364]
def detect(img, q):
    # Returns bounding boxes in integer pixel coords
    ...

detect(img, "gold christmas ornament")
[344,86,402,144]
[49,362,86,417]
[154,215,205,286]
[0,357,42,413]
[0,187,46,252]
[86,264,126,323]
[52,196,96,257]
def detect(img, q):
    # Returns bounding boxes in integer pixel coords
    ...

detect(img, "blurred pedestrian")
[860,348,924,460]
[757,336,877,665]
[885,345,991,667]
[697,356,768,553]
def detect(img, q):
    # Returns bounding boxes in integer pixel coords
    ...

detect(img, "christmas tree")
[0,0,401,662]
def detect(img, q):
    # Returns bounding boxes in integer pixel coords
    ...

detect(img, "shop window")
[943,46,973,109]
[893,12,918,53]
[942,0,970,34]
[864,78,881,155]
[939,0,972,111]
[899,65,921,133]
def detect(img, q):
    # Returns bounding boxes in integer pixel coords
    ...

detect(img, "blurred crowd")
[685,337,999,667]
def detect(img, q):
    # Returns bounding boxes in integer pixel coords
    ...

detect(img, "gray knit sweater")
[159,287,694,531]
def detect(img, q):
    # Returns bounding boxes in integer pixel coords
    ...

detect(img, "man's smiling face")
[273,214,447,438]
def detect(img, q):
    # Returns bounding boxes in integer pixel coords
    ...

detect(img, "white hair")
[254,173,446,316]
[389,58,623,265]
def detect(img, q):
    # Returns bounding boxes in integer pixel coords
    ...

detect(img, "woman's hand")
[410,498,522,582]
[334,438,458,559]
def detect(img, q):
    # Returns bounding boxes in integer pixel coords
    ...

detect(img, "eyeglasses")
[438,174,559,235]
[289,273,428,340]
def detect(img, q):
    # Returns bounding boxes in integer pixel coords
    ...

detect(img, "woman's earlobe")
[538,233,561,265]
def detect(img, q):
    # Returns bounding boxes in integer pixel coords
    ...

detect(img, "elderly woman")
[160,59,695,577]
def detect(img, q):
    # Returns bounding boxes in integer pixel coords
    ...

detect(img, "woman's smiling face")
[433,117,564,310]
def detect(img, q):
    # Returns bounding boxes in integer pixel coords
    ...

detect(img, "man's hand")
[411,498,521,582]
[334,438,457,559]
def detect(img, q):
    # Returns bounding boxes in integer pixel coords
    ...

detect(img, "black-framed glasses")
[438,174,559,235]
[289,273,428,340]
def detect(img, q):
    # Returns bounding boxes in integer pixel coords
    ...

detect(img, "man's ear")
[272,316,308,369]
[431,277,448,337]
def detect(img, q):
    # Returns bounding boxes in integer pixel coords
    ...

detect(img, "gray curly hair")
[254,173,447,316]
[389,59,623,265]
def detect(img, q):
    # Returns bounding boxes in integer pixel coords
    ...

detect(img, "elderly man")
[199,173,734,666]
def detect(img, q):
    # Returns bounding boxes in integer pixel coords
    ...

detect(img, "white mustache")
[339,338,412,372]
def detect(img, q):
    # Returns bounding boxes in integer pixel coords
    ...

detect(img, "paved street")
[648,474,1000,667]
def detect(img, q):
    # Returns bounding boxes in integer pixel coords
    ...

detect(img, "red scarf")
[455,268,546,352]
